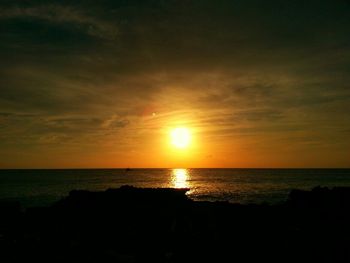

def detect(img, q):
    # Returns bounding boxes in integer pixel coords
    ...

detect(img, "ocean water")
[0,168,350,207]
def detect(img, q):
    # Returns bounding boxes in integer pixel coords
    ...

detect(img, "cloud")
[102,115,130,129]
[0,4,118,39]
[0,0,350,167]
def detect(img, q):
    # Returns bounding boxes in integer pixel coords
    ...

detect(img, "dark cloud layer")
[0,0,350,167]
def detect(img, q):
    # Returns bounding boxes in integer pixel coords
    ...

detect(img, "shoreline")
[1,185,350,262]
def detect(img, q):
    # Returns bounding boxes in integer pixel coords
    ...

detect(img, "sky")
[0,0,350,168]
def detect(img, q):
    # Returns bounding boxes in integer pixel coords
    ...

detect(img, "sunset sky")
[1,0,350,168]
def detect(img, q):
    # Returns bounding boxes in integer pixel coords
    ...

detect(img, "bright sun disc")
[170,127,191,149]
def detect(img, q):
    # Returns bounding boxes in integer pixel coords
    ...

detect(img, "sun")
[170,127,191,149]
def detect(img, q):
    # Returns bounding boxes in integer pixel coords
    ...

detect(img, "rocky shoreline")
[1,185,350,262]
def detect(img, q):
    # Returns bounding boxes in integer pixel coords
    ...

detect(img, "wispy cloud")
[0,5,118,39]
[0,0,350,167]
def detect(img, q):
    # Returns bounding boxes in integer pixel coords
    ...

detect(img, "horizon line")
[0,167,349,170]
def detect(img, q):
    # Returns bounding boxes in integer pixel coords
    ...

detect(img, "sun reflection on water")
[171,168,190,189]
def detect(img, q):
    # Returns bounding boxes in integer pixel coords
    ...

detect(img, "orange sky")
[1,1,350,168]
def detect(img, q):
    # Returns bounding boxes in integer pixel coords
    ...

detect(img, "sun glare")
[170,127,191,149]
[171,168,190,188]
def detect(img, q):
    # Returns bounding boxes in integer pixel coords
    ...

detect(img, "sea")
[1,168,350,207]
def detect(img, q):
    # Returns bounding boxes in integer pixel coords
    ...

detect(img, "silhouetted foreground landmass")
[1,185,350,262]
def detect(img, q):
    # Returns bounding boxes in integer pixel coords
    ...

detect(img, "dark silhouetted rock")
[1,185,350,262]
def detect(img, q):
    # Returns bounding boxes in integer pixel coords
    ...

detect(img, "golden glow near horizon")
[171,168,190,188]
[170,127,191,149]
